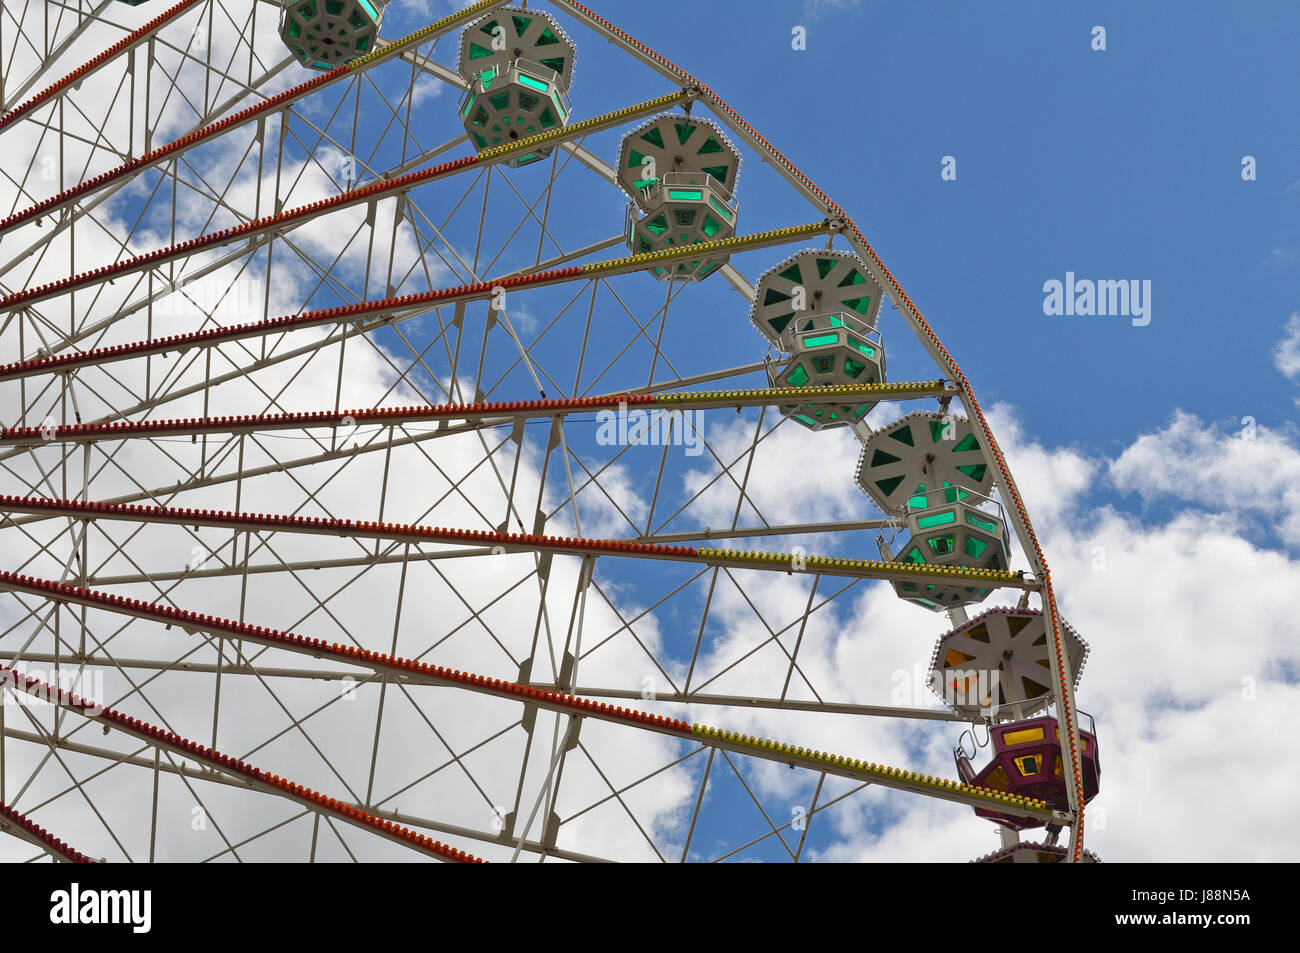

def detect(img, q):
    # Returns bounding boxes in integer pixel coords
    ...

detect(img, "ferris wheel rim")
[0,0,1091,863]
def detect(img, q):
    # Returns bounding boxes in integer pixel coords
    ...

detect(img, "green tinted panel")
[698,135,725,154]
[288,19,302,38]
[779,264,802,283]
[539,108,557,129]
[468,42,494,60]
[298,2,316,19]
[540,56,566,73]
[489,92,510,110]
[956,463,988,482]
[786,365,809,387]
[842,296,871,314]
[927,535,955,556]
[838,269,867,287]
[844,358,866,378]
[357,0,378,17]
[917,511,956,529]
[965,512,997,533]
[954,433,980,453]
[640,127,664,148]
[326,0,343,14]
[512,14,533,35]
[701,215,721,238]
[816,258,837,279]
[965,536,989,559]
[537,27,560,45]
[675,122,695,145]
[803,333,838,348]
[767,313,795,335]
[870,449,900,467]
[701,165,730,185]
[518,75,549,93]
[851,340,876,357]
[707,196,734,221]
[795,415,818,426]
[874,475,905,498]
[930,420,952,443]
[904,547,926,565]
[668,189,702,200]
[888,425,915,447]
[646,214,668,236]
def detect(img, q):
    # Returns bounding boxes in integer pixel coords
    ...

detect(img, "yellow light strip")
[477,89,694,161]
[691,724,1054,818]
[580,222,831,277]
[694,548,1029,586]
[658,381,951,405]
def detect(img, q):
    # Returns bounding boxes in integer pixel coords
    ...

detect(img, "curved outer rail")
[549,0,1089,859]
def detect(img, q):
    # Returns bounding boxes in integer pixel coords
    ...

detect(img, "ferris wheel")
[0,0,1099,863]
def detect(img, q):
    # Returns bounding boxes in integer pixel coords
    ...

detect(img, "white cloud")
[801,0,865,23]
[674,393,1300,861]
[1108,410,1300,544]
[1276,312,1300,381]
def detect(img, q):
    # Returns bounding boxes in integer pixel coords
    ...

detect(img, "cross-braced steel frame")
[0,0,1086,863]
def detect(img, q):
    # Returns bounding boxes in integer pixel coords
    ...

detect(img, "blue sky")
[580,0,1300,459]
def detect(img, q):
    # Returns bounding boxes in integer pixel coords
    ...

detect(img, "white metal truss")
[0,0,1087,863]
